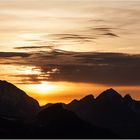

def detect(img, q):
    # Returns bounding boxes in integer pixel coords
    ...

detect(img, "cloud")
[0,52,31,58]
[103,33,119,37]
[88,27,119,37]
[1,50,140,86]
[45,26,119,45]
[92,27,114,32]
[34,52,140,86]
[48,33,95,43]
[14,45,54,50]
[37,64,140,86]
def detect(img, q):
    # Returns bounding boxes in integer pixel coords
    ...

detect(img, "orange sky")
[19,83,140,106]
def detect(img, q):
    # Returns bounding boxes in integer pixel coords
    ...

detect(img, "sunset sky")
[0,0,140,105]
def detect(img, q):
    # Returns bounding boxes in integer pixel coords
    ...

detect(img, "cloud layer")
[0,50,140,86]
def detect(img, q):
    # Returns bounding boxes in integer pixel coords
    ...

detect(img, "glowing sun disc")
[31,82,58,94]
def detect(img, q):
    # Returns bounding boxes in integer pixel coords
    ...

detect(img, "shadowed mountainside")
[0,80,116,138]
[1,80,140,138]
[0,80,40,119]
[66,88,140,138]
[32,103,116,139]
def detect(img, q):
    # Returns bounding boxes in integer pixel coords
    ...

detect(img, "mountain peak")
[0,80,40,119]
[80,94,95,103]
[123,94,133,103]
[100,88,120,96]
[0,80,11,87]
[70,99,79,104]
[0,80,13,85]
[0,80,7,83]
[0,80,23,94]
[96,88,122,101]
[106,88,118,93]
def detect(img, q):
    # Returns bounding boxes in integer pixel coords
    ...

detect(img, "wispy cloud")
[49,33,95,42]
[0,52,31,57]
[14,45,54,50]
[102,33,119,37]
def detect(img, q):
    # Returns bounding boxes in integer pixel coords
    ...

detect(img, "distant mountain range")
[0,80,140,138]
[66,88,140,138]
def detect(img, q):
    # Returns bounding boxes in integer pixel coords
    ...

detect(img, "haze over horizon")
[0,0,140,105]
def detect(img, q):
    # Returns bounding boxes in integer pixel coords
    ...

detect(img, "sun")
[18,81,69,97]
[30,81,59,95]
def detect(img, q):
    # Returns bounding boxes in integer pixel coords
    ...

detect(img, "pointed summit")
[80,94,95,102]
[96,88,122,101]
[105,88,119,94]
[123,94,134,106]
[124,94,133,101]
[67,95,95,112]
[80,94,95,103]
[0,80,12,88]
[69,99,79,105]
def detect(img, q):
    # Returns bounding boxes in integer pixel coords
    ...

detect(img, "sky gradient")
[0,0,140,105]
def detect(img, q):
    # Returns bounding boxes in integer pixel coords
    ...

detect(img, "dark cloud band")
[0,50,139,86]
[0,52,30,57]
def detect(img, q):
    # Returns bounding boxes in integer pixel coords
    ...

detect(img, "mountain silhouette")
[80,94,95,103]
[67,95,95,121]
[66,88,140,138]
[96,88,122,101]
[0,80,117,138]
[0,80,40,119]
[1,80,140,138]
[32,103,116,139]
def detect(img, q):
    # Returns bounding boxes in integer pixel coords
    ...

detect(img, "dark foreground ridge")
[0,80,140,138]
[0,80,40,119]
